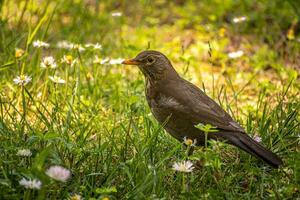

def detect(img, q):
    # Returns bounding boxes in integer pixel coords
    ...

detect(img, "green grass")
[0,0,299,199]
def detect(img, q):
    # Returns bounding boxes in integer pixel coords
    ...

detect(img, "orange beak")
[122,59,141,65]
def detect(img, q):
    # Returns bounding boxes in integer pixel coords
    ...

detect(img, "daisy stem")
[42,68,49,101]
[21,85,27,137]
[65,66,69,98]
[24,190,30,200]
[54,83,58,104]
[76,50,82,116]
[185,146,191,159]
[182,173,187,193]
[204,131,208,149]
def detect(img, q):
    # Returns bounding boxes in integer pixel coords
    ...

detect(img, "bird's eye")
[147,57,154,63]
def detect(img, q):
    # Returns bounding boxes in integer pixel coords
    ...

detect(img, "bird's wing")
[162,79,245,133]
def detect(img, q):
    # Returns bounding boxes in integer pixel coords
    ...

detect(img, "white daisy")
[57,41,75,50]
[49,76,66,84]
[183,136,197,146]
[41,56,57,69]
[19,178,42,189]
[232,16,247,23]
[70,194,82,200]
[17,149,32,157]
[109,58,124,65]
[85,43,102,50]
[46,165,71,182]
[111,12,122,17]
[72,44,85,52]
[228,50,244,59]
[33,40,50,48]
[93,56,109,64]
[172,160,194,173]
[61,55,77,66]
[13,75,32,86]
[15,48,25,58]
[93,43,102,50]
[85,43,94,48]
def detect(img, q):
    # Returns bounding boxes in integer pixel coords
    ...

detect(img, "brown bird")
[122,50,283,168]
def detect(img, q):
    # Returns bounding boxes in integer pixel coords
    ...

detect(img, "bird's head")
[122,50,178,80]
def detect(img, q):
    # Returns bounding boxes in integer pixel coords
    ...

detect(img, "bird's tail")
[218,132,283,168]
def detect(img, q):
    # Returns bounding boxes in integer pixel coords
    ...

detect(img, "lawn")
[0,0,299,199]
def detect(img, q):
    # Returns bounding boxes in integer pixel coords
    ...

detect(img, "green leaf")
[195,123,218,133]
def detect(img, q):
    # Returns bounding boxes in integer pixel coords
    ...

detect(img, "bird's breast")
[146,92,183,122]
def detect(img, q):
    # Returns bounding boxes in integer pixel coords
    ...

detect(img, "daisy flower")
[41,56,57,69]
[232,16,247,23]
[72,44,85,52]
[172,160,194,173]
[93,43,102,50]
[93,56,109,64]
[61,55,77,66]
[109,58,124,65]
[49,76,66,84]
[46,165,71,182]
[111,12,122,17]
[13,75,31,86]
[15,48,25,58]
[85,43,102,50]
[33,40,50,48]
[183,136,197,146]
[70,194,82,200]
[19,178,42,189]
[17,149,32,157]
[57,41,74,50]
[228,50,244,59]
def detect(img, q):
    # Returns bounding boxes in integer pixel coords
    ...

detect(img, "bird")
[122,50,283,168]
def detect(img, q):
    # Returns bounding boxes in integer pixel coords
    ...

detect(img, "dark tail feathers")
[219,132,283,168]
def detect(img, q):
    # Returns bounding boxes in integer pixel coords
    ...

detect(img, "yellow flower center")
[19,75,26,81]
[70,194,81,200]
[15,49,24,58]
[184,138,193,146]
[66,55,73,64]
